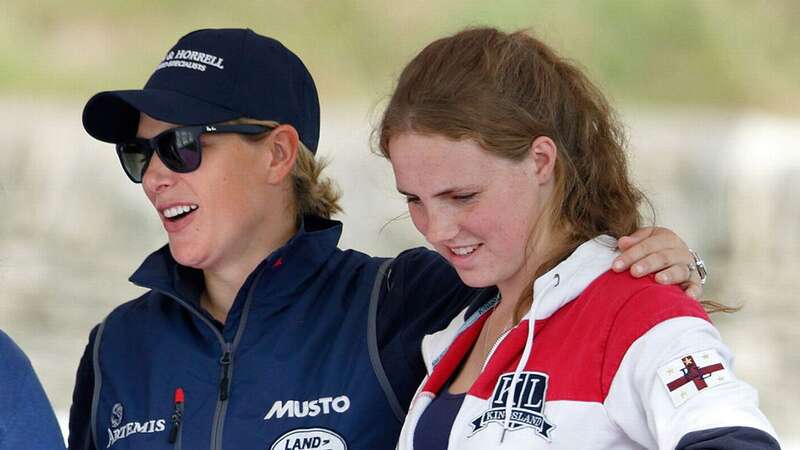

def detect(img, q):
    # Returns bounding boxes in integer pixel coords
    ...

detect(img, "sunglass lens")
[117,142,150,183]
[158,129,200,173]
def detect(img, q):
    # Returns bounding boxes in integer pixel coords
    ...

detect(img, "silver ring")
[688,249,707,285]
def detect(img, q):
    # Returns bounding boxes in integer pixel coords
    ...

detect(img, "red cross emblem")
[666,355,725,392]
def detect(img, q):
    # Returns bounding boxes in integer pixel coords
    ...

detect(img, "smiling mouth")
[450,244,481,256]
[162,204,199,222]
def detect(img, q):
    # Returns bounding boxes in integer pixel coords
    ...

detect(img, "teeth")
[163,204,198,218]
[452,245,478,256]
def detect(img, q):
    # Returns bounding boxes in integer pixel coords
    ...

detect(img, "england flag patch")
[657,349,731,407]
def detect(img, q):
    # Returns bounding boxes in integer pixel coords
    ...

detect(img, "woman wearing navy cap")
[69,28,705,450]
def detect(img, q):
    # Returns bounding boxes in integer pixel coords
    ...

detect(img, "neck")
[201,210,298,323]
[496,222,564,321]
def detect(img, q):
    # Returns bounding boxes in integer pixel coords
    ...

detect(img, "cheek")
[206,160,252,208]
[490,216,539,269]
[143,185,156,205]
[408,204,428,236]
[470,206,524,252]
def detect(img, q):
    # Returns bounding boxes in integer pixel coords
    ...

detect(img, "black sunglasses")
[115,124,273,183]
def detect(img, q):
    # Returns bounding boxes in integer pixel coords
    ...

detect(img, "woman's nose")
[142,153,175,194]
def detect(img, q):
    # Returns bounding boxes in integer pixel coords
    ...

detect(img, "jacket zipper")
[158,292,230,450]
[219,346,232,401]
[138,263,266,450]
[210,268,264,450]
[152,292,246,450]
[168,388,184,450]
[209,342,234,450]
[481,328,513,370]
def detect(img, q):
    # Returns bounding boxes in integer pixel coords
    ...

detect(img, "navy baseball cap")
[83,28,321,152]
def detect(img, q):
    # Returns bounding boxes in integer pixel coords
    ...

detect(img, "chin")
[454,269,499,289]
[168,242,209,269]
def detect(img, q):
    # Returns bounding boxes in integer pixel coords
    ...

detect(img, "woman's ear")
[263,124,299,184]
[528,136,558,185]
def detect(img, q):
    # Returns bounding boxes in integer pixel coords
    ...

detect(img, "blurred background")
[1,0,798,445]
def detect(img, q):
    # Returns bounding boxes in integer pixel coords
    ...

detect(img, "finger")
[616,235,641,253]
[652,262,692,285]
[616,227,655,251]
[627,226,657,240]
[615,226,692,273]
[614,236,658,272]
[631,249,691,282]
[647,226,691,260]
[618,240,680,275]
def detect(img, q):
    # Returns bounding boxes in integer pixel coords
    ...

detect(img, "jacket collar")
[129,215,343,304]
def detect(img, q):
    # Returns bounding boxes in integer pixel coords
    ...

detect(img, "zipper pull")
[219,350,232,401]
[168,387,184,444]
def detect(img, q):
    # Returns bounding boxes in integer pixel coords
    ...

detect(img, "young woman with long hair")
[380,27,779,449]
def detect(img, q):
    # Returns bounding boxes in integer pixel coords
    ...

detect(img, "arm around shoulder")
[375,248,476,415]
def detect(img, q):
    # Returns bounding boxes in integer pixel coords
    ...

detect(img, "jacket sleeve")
[375,248,476,412]
[603,287,780,449]
[0,330,66,450]
[68,325,99,450]
[676,426,781,449]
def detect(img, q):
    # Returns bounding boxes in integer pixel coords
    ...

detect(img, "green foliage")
[1,0,797,111]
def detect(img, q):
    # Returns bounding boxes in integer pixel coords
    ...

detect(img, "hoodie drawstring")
[500,273,560,443]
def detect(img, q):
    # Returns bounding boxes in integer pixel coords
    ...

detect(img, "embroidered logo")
[658,349,730,407]
[106,403,166,448]
[471,372,555,440]
[154,48,225,73]
[264,395,351,420]
[270,428,347,450]
[110,403,123,428]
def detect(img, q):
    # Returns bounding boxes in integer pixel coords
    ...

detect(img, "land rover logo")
[270,428,347,450]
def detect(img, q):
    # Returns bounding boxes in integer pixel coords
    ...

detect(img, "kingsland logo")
[264,395,351,420]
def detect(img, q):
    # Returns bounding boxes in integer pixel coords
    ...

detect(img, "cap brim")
[82,89,241,143]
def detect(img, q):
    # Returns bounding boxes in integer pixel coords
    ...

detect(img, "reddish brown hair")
[378,27,731,317]
[378,28,646,319]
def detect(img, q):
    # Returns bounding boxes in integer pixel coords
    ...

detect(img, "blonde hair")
[233,118,342,219]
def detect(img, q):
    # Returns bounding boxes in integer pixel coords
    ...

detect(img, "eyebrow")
[397,184,480,198]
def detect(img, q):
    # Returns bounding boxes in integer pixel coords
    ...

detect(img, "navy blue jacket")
[68,217,473,450]
[1,330,65,450]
